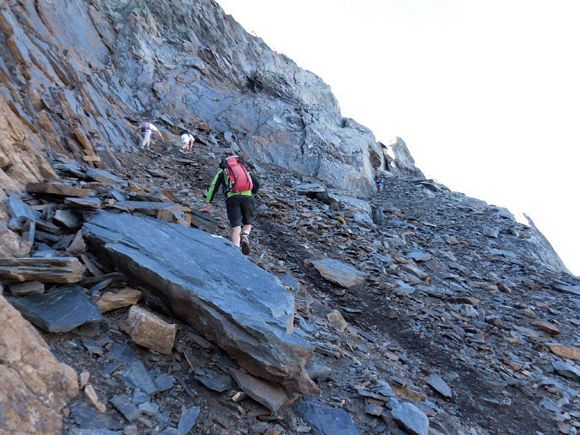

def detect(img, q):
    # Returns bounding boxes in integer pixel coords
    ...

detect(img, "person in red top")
[201,155,259,255]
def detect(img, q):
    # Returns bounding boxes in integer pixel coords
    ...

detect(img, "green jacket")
[205,169,259,203]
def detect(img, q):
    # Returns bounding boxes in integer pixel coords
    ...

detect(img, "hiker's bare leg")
[231,226,241,247]
[242,224,252,236]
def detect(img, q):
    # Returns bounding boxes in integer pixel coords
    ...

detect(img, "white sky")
[216,0,580,275]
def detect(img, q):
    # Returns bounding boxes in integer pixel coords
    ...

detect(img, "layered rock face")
[0,0,384,196]
[0,295,79,434]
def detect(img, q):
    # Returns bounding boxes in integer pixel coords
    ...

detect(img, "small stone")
[53,209,81,228]
[97,288,142,312]
[408,250,432,262]
[230,369,289,412]
[8,281,45,296]
[84,384,106,413]
[110,395,140,422]
[138,401,159,417]
[424,374,452,398]
[154,374,175,392]
[547,343,580,361]
[483,227,499,238]
[446,236,459,245]
[177,406,201,435]
[311,258,366,288]
[553,361,580,381]
[391,402,429,435]
[195,369,232,393]
[365,402,384,417]
[533,320,560,336]
[80,371,91,388]
[327,309,348,331]
[125,305,176,354]
[119,361,157,395]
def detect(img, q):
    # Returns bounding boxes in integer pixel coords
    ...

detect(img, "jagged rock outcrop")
[83,211,317,395]
[0,294,79,434]
[0,0,385,196]
[380,137,425,178]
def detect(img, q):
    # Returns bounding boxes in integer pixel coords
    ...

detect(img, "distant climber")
[375,172,386,193]
[139,120,163,150]
[179,129,195,153]
[200,155,259,255]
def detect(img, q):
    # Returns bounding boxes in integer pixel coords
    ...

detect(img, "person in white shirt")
[180,130,195,153]
[139,120,163,150]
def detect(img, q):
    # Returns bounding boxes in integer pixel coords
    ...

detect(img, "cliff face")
[0,0,383,196]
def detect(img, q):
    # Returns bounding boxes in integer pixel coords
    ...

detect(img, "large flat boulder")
[83,211,317,394]
[0,295,79,434]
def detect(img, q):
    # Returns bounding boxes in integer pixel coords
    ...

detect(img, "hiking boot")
[240,232,250,255]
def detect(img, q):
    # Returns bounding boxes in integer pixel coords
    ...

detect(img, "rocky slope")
[1,1,578,434]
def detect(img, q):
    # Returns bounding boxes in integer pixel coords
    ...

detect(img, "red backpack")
[223,156,253,193]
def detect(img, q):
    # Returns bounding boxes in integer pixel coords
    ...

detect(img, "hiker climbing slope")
[201,155,259,255]
[179,129,195,153]
[139,120,163,150]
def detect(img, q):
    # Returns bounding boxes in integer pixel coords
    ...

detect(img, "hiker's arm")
[205,171,223,204]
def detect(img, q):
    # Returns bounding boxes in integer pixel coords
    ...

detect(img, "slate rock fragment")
[231,369,289,412]
[177,406,201,435]
[311,258,366,288]
[391,401,429,435]
[6,285,102,332]
[296,397,360,435]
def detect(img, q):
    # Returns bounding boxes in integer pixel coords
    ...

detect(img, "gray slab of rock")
[6,285,102,332]
[553,361,580,381]
[71,402,124,430]
[8,281,45,296]
[296,397,360,435]
[391,402,429,435]
[551,283,580,296]
[177,406,201,435]
[110,201,188,225]
[86,168,125,185]
[295,183,326,194]
[118,360,157,395]
[311,258,366,288]
[27,182,96,197]
[483,227,500,238]
[53,209,81,228]
[424,374,452,398]
[154,374,176,392]
[231,369,289,412]
[408,250,432,262]
[65,197,102,209]
[83,211,316,394]
[188,209,219,233]
[365,402,384,416]
[132,390,150,405]
[138,401,160,417]
[195,369,232,393]
[0,257,85,283]
[7,195,40,221]
[110,395,140,422]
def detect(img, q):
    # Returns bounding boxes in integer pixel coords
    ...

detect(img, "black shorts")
[226,195,255,227]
